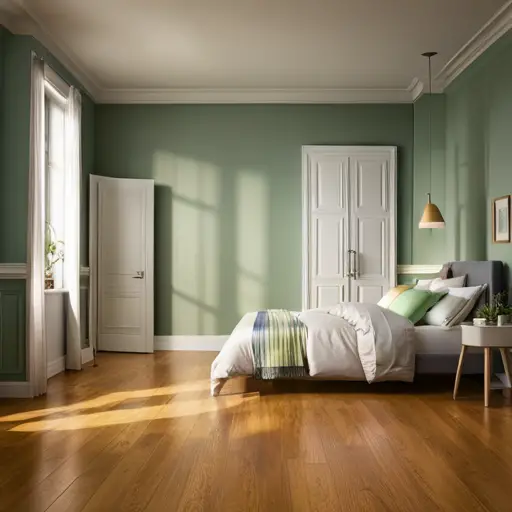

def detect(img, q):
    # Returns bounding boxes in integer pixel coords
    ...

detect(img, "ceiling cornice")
[437,0,512,88]
[1,0,101,99]
[97,87,415,104]
[2,0,511,104]
[408,78,424,102]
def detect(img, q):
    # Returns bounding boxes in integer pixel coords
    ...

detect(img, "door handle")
[132,271,145,279]
[345,250,356,278]
[353,251,360,279]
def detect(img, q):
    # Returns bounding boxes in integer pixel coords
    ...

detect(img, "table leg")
[499,348,512,387]
[453,345,467,400]
[484,347,491,407]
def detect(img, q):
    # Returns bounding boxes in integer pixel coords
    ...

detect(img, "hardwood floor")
[1,352,512,512]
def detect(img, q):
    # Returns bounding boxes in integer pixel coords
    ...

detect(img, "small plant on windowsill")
[45,222,64,290]
[476,292,511,325]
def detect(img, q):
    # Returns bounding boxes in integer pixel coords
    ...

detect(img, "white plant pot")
[498,315,510,326]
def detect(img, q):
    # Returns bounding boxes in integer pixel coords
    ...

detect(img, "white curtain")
[27,56,47,397]
[64,86,82,370]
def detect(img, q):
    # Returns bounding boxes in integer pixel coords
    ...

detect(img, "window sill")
[44,288,69,295]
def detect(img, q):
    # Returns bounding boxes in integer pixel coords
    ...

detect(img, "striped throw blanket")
[251,310,308,380]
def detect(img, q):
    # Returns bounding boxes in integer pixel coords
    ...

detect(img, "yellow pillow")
[378,285,414,309]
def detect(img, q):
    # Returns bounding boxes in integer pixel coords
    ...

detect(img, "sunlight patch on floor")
[8,395,248,432]
[0,379,211,423]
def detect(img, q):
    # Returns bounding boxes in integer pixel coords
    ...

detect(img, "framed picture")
[492,195,511,243]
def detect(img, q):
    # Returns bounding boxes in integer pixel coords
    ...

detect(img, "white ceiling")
[1,0,511,102]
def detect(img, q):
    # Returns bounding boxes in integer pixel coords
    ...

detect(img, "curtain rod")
[32,51,88,97]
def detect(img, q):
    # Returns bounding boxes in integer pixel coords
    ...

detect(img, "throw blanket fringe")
[251,310,308,380]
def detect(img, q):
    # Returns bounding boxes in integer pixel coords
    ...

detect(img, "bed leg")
[211,378,228,397]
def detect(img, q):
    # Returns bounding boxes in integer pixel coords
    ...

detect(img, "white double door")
[303,146,397,309]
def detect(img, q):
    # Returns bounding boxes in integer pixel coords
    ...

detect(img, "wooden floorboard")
[0,351,511,512]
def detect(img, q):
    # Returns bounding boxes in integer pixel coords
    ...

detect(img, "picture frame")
[492,195,511,243]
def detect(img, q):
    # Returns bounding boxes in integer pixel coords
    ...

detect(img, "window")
[44,71,68,289]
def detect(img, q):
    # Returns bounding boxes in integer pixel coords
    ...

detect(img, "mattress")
[414,325,462,355]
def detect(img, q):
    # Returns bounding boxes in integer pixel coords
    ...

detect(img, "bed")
[211,261,505,395]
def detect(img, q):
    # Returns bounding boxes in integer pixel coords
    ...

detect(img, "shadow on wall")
[444,89,488,262]
[153,152,271,335]
[447,144,486,261]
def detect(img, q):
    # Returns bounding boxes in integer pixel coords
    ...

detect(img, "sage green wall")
[0,30,95,265]
[413,94,448,263]
[95,104,414,335]
[0,30,95,380]
[444,30,512,288]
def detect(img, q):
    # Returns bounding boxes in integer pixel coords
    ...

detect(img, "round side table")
[454,324,512,407]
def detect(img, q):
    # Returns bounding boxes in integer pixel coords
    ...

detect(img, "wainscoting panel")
[0,280,26,381]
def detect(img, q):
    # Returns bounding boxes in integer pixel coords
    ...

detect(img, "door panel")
[313,217,346,278]
[317,285,346,309]
[353,218,388,280]
[312,157,347,211]
[352,284,386,304]
[353,157,389,215]
[308,153,349,309]
[97,178,154,353]
[350,152,394,303]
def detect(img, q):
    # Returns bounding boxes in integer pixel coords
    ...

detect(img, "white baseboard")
[155,335,228,351]
[47,356,66,379]
[82,345,94,365]
[0,381,32,398]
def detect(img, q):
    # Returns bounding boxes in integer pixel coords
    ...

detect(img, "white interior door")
[92,176,154,353]
[303,146,396,309]
[305,151,349,309]
[349,151,396,303]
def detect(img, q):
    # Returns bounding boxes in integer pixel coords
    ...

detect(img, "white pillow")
[424,295,467,326]
[429,275,467,292]
[445,284,487,326]
[415,275,466,292]
[415,279,434,290]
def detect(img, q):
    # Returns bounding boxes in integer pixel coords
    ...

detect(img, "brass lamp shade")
[419,193,445,229]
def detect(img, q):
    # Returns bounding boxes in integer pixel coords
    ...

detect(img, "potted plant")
[476,292,511,326]
[45,222,64,289]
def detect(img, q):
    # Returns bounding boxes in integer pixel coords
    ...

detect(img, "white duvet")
[211,303,416,396]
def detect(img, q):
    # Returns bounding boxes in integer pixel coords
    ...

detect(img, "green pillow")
[387,289,446,324]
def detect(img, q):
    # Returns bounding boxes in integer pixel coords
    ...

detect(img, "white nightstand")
[454,325,512,407]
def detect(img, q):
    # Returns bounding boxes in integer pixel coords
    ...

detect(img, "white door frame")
[302,146,397,310]
[89,175,154,354]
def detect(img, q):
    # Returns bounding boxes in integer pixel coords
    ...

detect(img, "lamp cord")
[428,54,432,198]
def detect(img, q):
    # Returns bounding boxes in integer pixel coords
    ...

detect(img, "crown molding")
[1,0,101,99]
[3,0,512,104]
[408,78,424,102]
[97,87,415,104]
[437,0,512,88]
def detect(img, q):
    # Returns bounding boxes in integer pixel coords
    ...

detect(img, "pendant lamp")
[419,52,445,229]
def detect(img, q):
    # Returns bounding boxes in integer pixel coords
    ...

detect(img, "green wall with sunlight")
[0,28,95,380]
[0,29,95,265]
[410,30,512,288]
[94,104,414,335]
[444,30,512,288]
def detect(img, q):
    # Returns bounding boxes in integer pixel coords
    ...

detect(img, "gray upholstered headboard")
[448,261,505,312]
